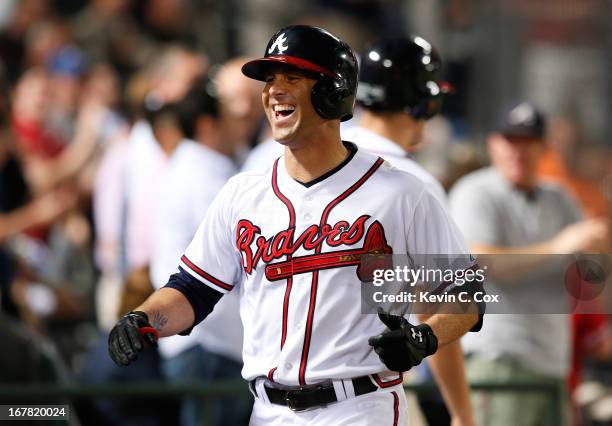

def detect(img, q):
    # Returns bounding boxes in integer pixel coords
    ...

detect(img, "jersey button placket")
[303,194,313,222]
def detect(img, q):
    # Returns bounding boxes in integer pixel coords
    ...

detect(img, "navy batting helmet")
[241,25,358,122]
[356,36,447,120]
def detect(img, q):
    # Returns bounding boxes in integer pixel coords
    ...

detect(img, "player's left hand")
[368,309,438,372]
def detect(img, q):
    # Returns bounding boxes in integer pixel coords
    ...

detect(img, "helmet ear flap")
[409,87,443,120]
[311,78,354,121]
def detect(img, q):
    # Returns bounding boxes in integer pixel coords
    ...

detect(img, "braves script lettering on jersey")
[179,143,471,386]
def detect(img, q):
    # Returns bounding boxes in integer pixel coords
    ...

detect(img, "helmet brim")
[241,55,336,81]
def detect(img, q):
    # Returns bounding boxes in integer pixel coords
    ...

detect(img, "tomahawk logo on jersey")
[179,145,473,387]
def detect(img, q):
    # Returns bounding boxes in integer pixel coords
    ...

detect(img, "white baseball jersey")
[181,143,471,386]
[343,126,447,206]
[151,139,243,361]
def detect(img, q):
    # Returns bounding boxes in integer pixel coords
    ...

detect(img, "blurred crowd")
[0,1,610,426]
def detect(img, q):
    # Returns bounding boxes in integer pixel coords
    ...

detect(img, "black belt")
[249,375,378,411]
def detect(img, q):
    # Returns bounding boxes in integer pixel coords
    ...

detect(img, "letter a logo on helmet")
[241,25,358,122]
[268,33,288,54]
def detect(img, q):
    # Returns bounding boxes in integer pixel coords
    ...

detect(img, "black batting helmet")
[356,36,447,120]
[241,25,358,122]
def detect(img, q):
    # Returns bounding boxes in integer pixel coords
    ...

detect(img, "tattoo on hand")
[152,311,168,332]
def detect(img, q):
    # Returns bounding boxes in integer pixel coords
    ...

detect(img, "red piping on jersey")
[372,372,404,388]
[271,158,296,350]
[181,255,233,291]
[391,391,399,426]
[298,157,385,385]
[280,280,293,349]
[267,367,277,382]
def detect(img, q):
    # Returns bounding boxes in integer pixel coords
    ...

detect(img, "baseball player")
[346,37,447,205]
[108,25,481,425]
[344,37,476,425]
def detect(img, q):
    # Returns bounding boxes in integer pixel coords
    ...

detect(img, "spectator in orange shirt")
[537,117,608,218]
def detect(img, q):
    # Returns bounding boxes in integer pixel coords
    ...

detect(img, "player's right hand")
[108,311,159,366]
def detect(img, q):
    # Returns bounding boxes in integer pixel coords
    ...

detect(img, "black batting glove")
[368,309,438,372]
[108,311,159,367]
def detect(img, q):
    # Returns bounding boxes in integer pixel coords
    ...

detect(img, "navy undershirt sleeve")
[163,266,224,335]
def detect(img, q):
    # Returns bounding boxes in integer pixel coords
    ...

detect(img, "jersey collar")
[276,141,362,194]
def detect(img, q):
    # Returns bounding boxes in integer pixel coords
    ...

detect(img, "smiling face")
[262,67,325,146]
